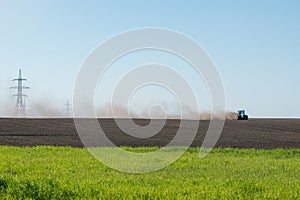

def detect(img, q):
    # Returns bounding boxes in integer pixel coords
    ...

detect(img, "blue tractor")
[238,110,248,120]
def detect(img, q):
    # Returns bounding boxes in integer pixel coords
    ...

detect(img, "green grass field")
[0,147,299,199]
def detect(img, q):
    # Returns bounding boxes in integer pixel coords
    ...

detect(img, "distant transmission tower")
[10,69,30,117]
[65,99,72,117]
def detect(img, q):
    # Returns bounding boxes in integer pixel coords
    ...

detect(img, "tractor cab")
[238,110,248,120]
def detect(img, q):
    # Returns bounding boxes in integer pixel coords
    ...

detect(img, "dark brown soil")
[0,118,299,149]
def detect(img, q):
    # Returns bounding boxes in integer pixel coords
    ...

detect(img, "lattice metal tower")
[10,69,30,116]
[65,99,72,117]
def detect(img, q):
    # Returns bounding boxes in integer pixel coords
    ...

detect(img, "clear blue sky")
[0,0,299,117]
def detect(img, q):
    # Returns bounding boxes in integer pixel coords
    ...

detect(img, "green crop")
[0,146,299,199]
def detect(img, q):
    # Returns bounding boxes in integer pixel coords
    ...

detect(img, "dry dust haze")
[0,101,238,120]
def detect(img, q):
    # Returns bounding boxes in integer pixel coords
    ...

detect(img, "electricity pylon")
[10,69,30,117]
[65,99,72,117]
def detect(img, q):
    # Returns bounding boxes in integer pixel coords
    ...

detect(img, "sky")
[0,0,299,118]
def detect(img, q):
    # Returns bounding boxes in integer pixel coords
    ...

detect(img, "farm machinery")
[237,110,248,120]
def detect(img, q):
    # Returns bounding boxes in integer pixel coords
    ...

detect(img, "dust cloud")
[0,101,238,120]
